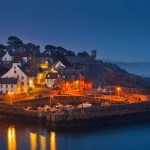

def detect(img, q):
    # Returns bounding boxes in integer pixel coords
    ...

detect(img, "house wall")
[54,61,65,70]
[45,79,56,89]
[0,84,18,94]
[2,52,13,62]
[1,63,29,94]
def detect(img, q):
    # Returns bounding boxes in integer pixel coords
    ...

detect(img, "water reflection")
[6,124,57,150]
[30,131,57,150]
[30,133,37,150]
[40,135,46,150]
[50,132,56,150]
[8,127,17,150]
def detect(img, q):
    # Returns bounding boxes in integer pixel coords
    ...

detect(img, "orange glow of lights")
[51,68,54,72]
[117,87,121,91]
[8,127,17,150]
[50,132,56,150]
[30,133,37,150]
[40,135,46,150]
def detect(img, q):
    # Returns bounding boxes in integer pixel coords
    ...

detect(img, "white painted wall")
[2,51,13,62]
[1,63,29,93]
[0,84,18,94]
[45,79,56,89]
[54,61,66,70]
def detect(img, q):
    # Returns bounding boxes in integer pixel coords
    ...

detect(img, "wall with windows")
[0,84,18,94]
[1,63,29,94]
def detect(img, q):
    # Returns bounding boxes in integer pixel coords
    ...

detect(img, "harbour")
[1,95,150,128]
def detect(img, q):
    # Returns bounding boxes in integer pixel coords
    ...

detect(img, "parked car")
[86,93,94,97]
[25,106,32,111]
[77,102,92,108]
[37,107,44,111]
[44,105,51,111]
[35,94,42,98]
[55,103,63,109]
[65,105,75,110]
[101,102,110,106]
[50,107,59,113]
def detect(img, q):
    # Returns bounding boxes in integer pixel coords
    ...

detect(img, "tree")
[8,36,23,45]
[0,44,6,50]
[45,45,56,51]
[77,51,89,57]
[66,50,75,56]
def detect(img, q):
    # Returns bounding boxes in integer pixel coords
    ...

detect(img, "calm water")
[1,117,150,150]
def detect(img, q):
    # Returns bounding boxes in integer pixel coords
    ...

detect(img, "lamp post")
[117,87,121,99]
[50,96,53,109]
[8,91,14,104]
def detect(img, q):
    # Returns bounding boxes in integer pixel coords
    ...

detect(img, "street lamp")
[117,87,121,99]
[8,91,14,104]
[50,96,53,109]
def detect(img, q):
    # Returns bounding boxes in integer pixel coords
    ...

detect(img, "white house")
[0,78,19,94]
[0,63,29,94]
[53,61,66,70]
[45,71,59,89]
[2,51,13,62]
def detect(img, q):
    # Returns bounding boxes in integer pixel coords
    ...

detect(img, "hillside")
[84,61,150,88]
[114,62,150,77]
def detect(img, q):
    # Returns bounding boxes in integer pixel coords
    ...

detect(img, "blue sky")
[0,0,150,62]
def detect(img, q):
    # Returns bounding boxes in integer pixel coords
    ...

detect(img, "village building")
[53,61,66,70]
[61,68,93,90]
[65,50,97,65]
[45,70,60,89]
[0,63,29,94]
[1,51,13,68]
[0,78,18,94]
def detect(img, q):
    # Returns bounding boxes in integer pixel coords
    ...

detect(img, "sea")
[1,116,150,150]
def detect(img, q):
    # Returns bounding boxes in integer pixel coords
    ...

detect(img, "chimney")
[91,50,97,59]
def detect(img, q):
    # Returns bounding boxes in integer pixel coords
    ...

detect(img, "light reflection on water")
[30,133,37,150]
[2,124,57,150]
[8,127,16,150]
[1,118,150,150]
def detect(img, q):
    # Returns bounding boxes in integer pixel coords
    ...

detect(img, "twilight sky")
[0,0,150,62]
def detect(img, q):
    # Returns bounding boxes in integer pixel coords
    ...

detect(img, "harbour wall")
[1,100,150,127]
[14,95,122,107]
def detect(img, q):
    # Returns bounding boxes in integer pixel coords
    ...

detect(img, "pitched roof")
[0,78,18,84]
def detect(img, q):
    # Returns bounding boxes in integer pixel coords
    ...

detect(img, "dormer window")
[14,70,16,74]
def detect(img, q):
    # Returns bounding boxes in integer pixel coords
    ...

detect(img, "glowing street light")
[51,68,54,72]
[117,87,121,99]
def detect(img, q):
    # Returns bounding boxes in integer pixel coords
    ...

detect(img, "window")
[21,76,24,80]
[14,70,16,74]
[1,85,2,88]
[22,82,24,86]
[11,84,13,88]
[6,85,8,88]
